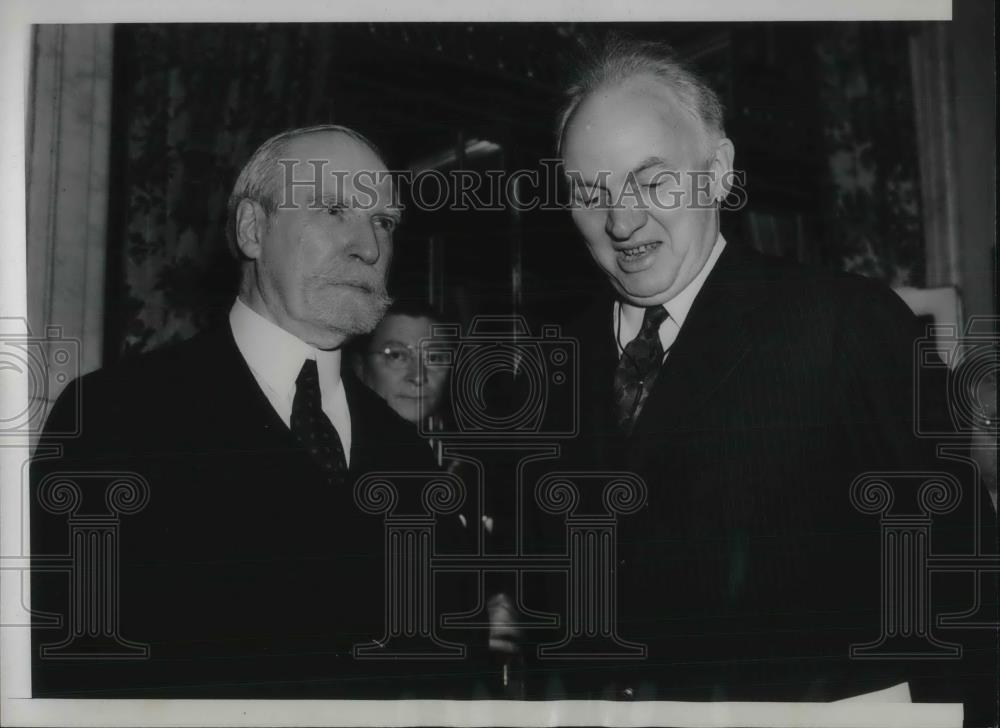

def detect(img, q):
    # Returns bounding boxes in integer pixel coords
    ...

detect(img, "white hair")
[225,124,385,258]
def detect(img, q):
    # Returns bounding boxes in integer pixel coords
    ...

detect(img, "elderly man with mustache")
[30,125,480,698]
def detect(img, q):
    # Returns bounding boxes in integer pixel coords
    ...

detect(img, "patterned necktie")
[613,305,669,435]
[291,358,348,484]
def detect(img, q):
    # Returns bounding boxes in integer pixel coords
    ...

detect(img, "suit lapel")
[342,372,373,476]
[342,370,402,478]
[213,329,399,478]
[572,293,627,460]
[630,242,768,439]
[207,325,300,449]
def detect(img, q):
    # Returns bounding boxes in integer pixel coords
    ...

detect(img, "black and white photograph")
[0,1,996,726]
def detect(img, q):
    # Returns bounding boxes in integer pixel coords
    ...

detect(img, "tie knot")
[641,306,668,333]
[296,358,319,386]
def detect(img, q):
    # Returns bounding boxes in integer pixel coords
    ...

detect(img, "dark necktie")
[291,358,348,484]
[613,305,669,435]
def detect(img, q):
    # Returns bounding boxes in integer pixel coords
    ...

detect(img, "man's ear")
[235,198,266,260]
[350,351,366,382]
[709,137,736,204]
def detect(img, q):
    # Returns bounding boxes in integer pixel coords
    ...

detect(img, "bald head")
[556,35,725,159]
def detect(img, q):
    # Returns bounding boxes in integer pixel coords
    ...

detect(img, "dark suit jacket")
[30,325,484,698]
[541,241,996,721]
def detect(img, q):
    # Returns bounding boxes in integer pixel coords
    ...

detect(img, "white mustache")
[314,275,387,295]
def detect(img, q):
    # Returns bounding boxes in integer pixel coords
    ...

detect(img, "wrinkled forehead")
[562,78,706,179]
[277,131,394,207]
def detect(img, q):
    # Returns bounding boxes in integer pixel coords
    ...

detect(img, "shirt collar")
[662,232,726,328]
[229,297,341,400]
[620,233,727,332]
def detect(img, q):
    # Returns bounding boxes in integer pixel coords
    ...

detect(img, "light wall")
[26,24,113,415]
[952,0,996,325]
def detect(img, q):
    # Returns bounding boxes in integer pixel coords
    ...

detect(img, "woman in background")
[352,298,452,440]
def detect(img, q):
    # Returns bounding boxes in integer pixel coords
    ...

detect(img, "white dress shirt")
[229,298,351,466]
[614,234,727,357]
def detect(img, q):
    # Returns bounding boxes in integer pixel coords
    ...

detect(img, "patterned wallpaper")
[108,24,349,357]
[815,23,925,286]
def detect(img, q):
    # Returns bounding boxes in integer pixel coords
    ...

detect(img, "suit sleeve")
[30,377,95,695]
[30,371,165,696]
[832,279,997,724]
[832,279,948,471]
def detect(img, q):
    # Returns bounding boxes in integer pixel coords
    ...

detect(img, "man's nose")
[605,203,648,242]
[347,217,381,265]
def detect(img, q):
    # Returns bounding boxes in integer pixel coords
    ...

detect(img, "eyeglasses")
[368,344,451,371]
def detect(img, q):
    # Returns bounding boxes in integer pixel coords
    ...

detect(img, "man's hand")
[487,592,521,655]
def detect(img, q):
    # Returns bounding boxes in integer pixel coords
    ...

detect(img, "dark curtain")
[107,24,343,357]
[816,23,925,285]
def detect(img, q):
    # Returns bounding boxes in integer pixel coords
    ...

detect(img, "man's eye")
[643,171,680,189]
[574,190,602,209]
[327,204,347,216]
[374,216,398,232]
[384,349,408,362]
